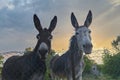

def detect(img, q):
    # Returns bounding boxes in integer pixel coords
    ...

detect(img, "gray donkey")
[50,10,93,80]
[2,14,57,80]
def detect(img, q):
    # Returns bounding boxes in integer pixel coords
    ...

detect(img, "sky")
[0,0,120,52]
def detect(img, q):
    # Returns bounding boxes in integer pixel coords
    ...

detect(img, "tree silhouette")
[112,35,120,51]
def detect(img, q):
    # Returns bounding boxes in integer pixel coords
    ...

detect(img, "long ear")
[33,14,42,32]
[84,10,92,28]
[48,16,57,33]
[71,12,79,29]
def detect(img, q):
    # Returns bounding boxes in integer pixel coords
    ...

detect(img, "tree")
[102,51,120,78]
[112,35,120,51]
[102,36,120,78]
[102,49,112,65]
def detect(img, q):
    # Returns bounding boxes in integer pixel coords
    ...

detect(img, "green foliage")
[83,56,94,74]
[102,49,112,65]
[83,74,120,80]
[112,35,120,51]
[24,47,33,54]
[102,49,120,78]
[101,36,120,78]
[0,56,3,64]
[0,56,4,75]
[45,50,56,80]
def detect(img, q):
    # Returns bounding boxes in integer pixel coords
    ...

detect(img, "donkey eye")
[76,32,79,35]
[89,31,91,33]
[37,35,40,39]
[48,36,52,40]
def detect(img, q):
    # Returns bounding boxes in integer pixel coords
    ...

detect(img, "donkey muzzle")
[83,43,93,54]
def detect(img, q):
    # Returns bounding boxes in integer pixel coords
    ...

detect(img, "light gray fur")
[50,10,93,80]
[50,36,85,80]
[39,42,48,50]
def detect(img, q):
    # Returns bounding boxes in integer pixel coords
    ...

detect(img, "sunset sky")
[0,0,120,52]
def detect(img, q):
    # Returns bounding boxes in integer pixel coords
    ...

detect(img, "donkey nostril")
[83,44,93,48]
[91,44,93,48]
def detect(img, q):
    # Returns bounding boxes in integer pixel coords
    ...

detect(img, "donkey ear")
[48,16,57,33]
[71,12,79,29]
[84,10,92,28]
[33,14,42,32]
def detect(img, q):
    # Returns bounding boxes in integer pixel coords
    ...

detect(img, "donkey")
[2,14,57,80]
[50,10,93,80]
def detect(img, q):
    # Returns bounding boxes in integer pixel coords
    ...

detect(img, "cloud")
[94,5,120,35]
[0,27,36,52]
[91,4,120,49]
[0,0,15,10]
[108,0,120,6]
[0,0,120,52]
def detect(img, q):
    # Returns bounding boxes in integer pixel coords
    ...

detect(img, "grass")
[83,74,120,80]
[0,73,120,80]
[44,73,120,80]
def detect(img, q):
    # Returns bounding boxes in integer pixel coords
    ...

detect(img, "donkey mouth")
[83,47,92,54]
[38,50,48,60]
[84,50,92,54]
[83,44,93,54]
[84,48,92,54]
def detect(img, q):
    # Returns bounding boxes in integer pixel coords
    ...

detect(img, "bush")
[83,56,94,74]
[83,74,120,80]
[45,50,56,80]
[0,56,4,76]
[102,50,120,78]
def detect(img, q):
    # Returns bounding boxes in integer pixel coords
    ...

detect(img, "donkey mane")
[69,36,79,52]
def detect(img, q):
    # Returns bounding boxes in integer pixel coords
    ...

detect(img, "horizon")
[0,0,120,52]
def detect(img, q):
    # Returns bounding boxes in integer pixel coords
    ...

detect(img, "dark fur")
[2,52,46,80]
[2,14,57,80]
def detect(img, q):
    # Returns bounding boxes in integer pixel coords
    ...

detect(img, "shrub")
[0,56,4,76]
[45,50,56,80]
[83,56,94,74]
[102,50,120,78]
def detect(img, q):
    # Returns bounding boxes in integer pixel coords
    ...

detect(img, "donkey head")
[71,10,93,54]
[33,14,57,59]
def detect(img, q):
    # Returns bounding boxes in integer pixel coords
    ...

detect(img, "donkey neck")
[69,35,83,61]
[69,36,82,53]
[28,52,46,74]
